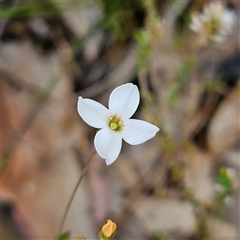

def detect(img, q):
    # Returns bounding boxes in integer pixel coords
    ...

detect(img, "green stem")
[58,149,97,235]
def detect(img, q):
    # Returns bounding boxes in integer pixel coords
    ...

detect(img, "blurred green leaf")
[218,168,233,190]
[1,1,61,18]
[0,151,11,174]
[56,232,70,240]
[210,168,235,217]
[134,30,149,45]
[166,0,178,5]
[202,78,222,92]
[184,188,200,207]
[175,54,196,85]
[149,231,168,240]
[195,214,210,239]
[98,0,144,42]
[135,29,152,74]
[168,54,196,108]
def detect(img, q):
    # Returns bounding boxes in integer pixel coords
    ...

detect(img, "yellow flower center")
[108,115,124,132]
[110,122,117,130]
[206,18,221,35]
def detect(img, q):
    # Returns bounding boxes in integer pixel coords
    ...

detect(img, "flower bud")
[99,219,117,240]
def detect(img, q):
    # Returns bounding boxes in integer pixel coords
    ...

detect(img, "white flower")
[190,1,236,42]
[77,83,159,165]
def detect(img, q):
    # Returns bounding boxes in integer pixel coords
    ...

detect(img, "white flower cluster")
[77,83,159,165]
[190,1,237,43]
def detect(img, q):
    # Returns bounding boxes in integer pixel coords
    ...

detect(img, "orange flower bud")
[99,219,117,239]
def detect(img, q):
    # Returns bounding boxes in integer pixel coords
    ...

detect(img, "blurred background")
[1,0,239,239]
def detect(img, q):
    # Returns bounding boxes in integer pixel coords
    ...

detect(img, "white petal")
[94,127,122,165]
[190,13,203,32]
[221,10,236,33]
[77,97,109,128]
[121,119,159,145]
[108,83,140,119]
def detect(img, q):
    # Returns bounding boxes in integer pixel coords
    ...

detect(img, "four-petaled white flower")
[190,1,236,43]
[77,83,159,165]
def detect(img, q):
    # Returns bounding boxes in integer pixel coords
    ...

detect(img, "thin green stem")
[58,149,97,235]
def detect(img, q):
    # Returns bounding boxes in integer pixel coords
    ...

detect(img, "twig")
[58,149,97,235]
